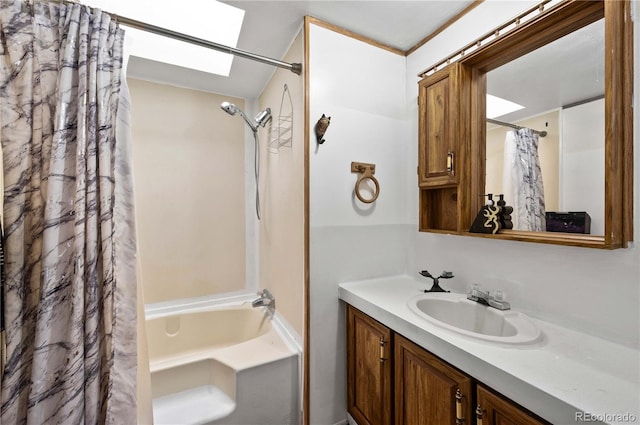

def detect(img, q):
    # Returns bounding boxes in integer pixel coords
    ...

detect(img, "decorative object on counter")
[545,211,591,234]
[351,162,380,204]
[268,84,293,153]
[418,270,454,293]
[496,194,513,230]
[314,114,331,144]
[469,194,501,234]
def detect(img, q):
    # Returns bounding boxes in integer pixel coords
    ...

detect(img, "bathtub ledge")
[150,328,294,373]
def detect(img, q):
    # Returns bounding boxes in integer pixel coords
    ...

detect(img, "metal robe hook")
[351,161,380,204]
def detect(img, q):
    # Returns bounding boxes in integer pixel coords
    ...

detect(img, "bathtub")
[147,304,299,425]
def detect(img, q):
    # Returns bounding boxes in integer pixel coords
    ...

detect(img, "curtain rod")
[43,0,302,75]
[486,118,547,137]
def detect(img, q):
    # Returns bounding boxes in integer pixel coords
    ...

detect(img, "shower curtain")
[0,1,138,424]
[502,128,546,231]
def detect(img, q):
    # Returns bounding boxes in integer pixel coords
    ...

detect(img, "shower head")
[220,101,270,221]
[220,101,271,133]
[221,101,239,116]
[255,108,272,128]
[221,101,256,131]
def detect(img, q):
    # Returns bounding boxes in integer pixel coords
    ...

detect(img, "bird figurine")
[314,114,331,144]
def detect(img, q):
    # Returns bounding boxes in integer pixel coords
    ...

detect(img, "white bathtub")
[147,304,299,425]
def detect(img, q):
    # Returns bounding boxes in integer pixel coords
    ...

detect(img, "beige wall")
[257,30,305,338]
[128,79,246,304]
[486,110,560,211]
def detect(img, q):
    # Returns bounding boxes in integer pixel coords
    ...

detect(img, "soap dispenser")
[496,194,513,230]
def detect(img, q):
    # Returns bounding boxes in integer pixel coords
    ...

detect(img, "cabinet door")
[395,334,472,425]
[347,306,392,425]
[418,63,460,188]
[476,384,550,425]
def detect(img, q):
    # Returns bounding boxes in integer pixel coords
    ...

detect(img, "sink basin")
[407,293,542,345]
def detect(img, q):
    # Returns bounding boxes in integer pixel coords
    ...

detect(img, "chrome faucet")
[252,289,275,311]
[467,284,510,310]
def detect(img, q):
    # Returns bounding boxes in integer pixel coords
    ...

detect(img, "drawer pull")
[475,405,484,425]
[379,338,388,363]
[455,389,464,424]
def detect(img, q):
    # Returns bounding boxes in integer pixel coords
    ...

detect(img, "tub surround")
[339,275,640,425]
[128,79,247,305]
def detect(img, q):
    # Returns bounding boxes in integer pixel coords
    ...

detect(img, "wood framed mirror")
[458,0,633,249]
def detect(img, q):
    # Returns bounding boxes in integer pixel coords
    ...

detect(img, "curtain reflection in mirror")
[503,128,546,231]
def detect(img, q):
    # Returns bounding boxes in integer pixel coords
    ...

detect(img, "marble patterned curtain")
[502,128,546,231]
[0,1,137,423]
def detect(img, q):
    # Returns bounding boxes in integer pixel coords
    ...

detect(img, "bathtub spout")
[252,289,275,312]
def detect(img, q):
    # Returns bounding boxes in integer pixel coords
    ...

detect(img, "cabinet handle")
[455,389,464,424]
[475,405,484,425]
[379,338,388,363]
[447,151,454,174]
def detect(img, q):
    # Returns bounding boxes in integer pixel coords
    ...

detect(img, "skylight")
[82,0,245,77]
[486,94,525,119]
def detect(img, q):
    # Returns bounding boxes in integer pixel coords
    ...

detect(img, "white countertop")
[338,275,640,425]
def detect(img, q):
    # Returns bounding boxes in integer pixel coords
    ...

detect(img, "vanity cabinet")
[417,62,473,233]
[347,305,392,425]
[394,334,472,425]
[346,305,550,425]
[476,384,548,425]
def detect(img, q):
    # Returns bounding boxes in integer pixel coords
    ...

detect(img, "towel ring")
[351,162,380,204]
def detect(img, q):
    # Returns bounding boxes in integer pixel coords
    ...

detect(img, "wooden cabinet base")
[347,305,553,425]
[476,384,550,425]
[395,334,472,425]
[347,306,392,425]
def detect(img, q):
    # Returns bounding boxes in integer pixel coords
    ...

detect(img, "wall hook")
[351,161,380,204]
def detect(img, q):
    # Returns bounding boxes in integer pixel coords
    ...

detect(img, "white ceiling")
[124,0,603,123]
[125,1,475,99]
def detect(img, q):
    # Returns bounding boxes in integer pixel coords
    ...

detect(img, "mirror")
[485,19,605,235]
[460,0,632,248]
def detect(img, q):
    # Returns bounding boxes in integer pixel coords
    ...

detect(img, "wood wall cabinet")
[347,306,550,425]
[417,62,472,233]
[418,64,460,188]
